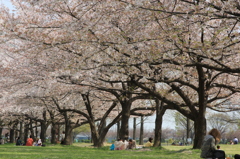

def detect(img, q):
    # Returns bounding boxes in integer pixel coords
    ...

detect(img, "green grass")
[0,143,238,159]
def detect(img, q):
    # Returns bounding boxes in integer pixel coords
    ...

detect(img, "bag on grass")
[212,150,225,159]
[110,144,115,150]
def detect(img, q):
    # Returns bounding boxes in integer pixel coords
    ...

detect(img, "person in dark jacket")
[200,128,221,159]
[16,137,22,146]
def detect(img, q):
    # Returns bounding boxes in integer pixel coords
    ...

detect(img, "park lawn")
[0,143,238,159]
[162,144,239,158]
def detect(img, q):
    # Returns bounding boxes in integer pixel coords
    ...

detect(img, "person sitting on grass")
[200,128,221,159]
[123,138,129,150]
[114,138,124,150]
[16,137,22,146]
[33,138,38,146]
[37,138,42,146]
[127,139,136,149]
[26,135,34,146]
[144,137,153,147]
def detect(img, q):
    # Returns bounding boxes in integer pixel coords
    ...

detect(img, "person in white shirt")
[60,131,65,144]
[38,139,42,146]
[233,137,238,144]
[114,138,124,150]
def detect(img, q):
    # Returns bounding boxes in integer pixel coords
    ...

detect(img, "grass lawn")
[0,143,239,159]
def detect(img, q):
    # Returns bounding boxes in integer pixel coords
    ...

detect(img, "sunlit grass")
[0,143,239,159]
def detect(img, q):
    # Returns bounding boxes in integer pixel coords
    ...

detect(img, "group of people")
[111,138,136,150]
[111,137,153,150]
[16,135,43,146]
[200,128,240,159]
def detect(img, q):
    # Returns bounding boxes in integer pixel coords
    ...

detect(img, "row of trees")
[0,0,240,149]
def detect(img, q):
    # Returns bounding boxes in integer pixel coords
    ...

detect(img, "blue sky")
[1,0,14,11]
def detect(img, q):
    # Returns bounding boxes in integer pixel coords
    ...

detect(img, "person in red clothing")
[26,135,33,146]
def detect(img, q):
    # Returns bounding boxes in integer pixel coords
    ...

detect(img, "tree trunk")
[139,116,144,145]
[117,121,120,139]
[29,119,35,140]
[119,103,131,140]
[24,122,29,144]
[35,121,38,138]
[193,65,208,149]
[64,124,73,145]
[154,100,166,147]
[89,121,100,147]
[19,122,23,140]
[193,115,206,149]
[133,117,136,140]
[9,129,15,143]
[51,123,57,144]
[94,128,108,147]
[0,128,2,138]
[40,122,47,143]
[186,118,190,144]
[40,110,48,143]
[14,129,18,142]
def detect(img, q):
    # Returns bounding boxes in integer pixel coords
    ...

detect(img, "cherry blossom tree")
[0,0,240,149]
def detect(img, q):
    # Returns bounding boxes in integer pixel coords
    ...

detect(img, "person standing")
[200,128,221,159]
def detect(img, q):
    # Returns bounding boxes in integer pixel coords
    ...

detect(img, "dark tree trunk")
[51,123,57,144]
[91,119,118,148]
[193,64,208,149]
[139,116,144,145]
[40,110,48,143]
[57,124,60,142]
[133,117,136,140]
[64,124,73,145]
[9,129,15,143]
[14,130,18,142]
[89,120,99,147]
[35,121,38,138]
[117,121,120,139]
[29,119,35,140]
[87,100,120,148]
[19,122,23,140]
[186,118,190,144]
[119,103,131,140]
[96,126,111,147]
[24,122,29,144]
[154,100,166,147]
[0,128,2,138]
[193,115,206,149]
[40,122,48,143]
[88,103,121,147]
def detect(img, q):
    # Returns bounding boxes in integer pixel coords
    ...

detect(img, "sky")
[0,0,14,11]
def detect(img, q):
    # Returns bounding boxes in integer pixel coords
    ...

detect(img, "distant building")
[74,134,91,142]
